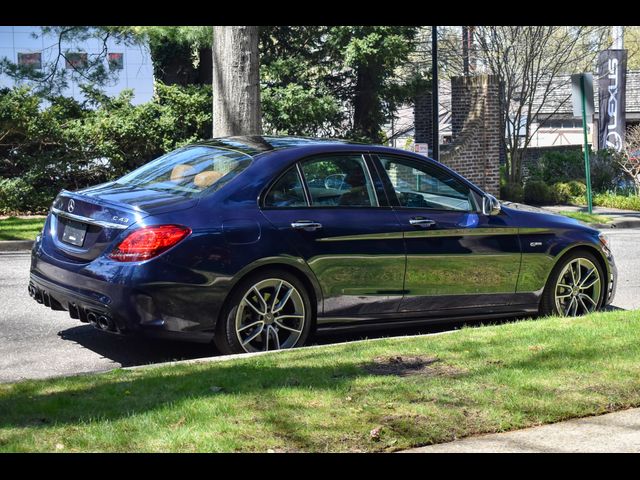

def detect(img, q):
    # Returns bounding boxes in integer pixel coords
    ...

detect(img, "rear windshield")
[114,146,253,197]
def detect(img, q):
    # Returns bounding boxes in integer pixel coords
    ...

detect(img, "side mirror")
[482,194,501,216]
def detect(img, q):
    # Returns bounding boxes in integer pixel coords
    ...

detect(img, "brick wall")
[413,93,433,146]
[439,75,503,198]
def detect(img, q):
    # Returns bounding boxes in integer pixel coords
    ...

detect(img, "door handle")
[409,217,436,228]
[291,220,323,231]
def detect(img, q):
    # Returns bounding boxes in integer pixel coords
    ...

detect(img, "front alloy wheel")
[554,257,601,316]
[540,250,605,317]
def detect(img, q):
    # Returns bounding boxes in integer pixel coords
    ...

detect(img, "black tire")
[539,249,605,317]
[213,269,313,355]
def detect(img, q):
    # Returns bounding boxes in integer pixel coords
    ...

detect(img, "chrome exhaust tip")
[87,312,98,326]
[97,315,112,331]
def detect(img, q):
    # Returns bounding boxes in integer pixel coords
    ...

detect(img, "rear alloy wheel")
[540,250,604,317]
[214,271,312,354]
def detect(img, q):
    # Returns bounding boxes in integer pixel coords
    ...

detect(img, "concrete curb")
[585,219,640,229]
[610,219,640,229]
[0,240,33,252]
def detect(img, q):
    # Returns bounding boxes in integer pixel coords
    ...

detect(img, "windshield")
[115,146,253,197]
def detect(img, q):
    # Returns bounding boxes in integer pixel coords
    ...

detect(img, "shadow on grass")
[0,354,364,430]
[0,324,623,432]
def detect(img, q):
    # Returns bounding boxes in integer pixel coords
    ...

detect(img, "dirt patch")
[362,355,465,377]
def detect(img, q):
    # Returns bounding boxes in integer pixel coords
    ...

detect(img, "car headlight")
[599,232,612,255]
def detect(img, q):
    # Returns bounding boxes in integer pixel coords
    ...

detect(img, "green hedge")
[0,83,212,214]
[571,192,640,212]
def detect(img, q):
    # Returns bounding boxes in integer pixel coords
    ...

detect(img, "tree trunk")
[353,63,382,142]
[212,26,262,137]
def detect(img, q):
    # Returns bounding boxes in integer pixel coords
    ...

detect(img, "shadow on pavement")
[57,315,525,368]
[57,325,216,368]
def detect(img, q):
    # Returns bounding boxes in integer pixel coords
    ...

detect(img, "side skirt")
[315,306,540,334]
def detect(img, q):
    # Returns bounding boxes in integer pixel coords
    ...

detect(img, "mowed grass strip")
[0,216,46,241]
[558,210,612,225]
[1,310,639,452]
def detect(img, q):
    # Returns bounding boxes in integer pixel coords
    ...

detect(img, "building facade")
[0,26,154,104]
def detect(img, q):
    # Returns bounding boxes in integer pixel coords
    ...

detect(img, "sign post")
[571,73,594,214]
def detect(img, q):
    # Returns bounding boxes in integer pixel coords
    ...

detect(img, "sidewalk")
[542,204,640,229]
[402,407,640,453]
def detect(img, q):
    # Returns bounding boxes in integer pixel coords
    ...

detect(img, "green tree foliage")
[259,26,428,142]
[0,83,212,214]
[132,26,212,86]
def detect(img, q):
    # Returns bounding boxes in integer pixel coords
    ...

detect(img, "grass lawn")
[558,210,612,225]
[0,216,46,241]
[1,310,639,452]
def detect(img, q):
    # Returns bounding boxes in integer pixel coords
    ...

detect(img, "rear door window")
[299,155,378,207]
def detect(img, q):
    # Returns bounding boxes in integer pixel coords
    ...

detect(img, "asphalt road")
[1,228,638,383]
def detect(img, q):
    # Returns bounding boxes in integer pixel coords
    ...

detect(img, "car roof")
[194,135,367,157]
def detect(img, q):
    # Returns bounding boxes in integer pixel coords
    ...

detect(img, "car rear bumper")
[29,240,218,343]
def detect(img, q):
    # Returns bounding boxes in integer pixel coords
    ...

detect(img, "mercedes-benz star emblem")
[68,199,75,213]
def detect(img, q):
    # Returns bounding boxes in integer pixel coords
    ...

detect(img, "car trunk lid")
[47,183,198,262]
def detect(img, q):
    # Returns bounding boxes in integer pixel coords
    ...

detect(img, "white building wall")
[0,26,154,105]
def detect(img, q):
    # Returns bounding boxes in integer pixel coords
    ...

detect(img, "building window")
[17,52,42,69]
[108,52,124,70]
[541,118,583,129]
[65,53,88,69]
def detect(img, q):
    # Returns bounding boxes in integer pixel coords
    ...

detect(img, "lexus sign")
[597,49,627,152]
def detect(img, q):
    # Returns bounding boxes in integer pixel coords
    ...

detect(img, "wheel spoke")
[251,287,269,315]
[271,280,284,311]
[238,320,264,333]
[273,287,294,313]
[571,296,579,316]
[580,276,600,290]
[579,268,595,287]
[274,319,302,333]
[270,325,281,350]
[569,262,577,285]
[577,295,590,314]
[242,297,265,316]
[580,293,597,309]
[242,324,264,346]
[564,297,576,316]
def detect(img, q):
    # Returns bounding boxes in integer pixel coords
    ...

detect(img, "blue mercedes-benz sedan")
[29,136,617,354]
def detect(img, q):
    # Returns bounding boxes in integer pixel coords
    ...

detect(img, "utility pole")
[432,26,439,161]
[612,26,624,49]
[462,26,469,75]
[580,74,593,214]
[462,26,475,75]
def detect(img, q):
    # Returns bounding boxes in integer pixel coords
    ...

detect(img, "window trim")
[370,153,480,213]
[260,152,383,210]
[261,164,310,209]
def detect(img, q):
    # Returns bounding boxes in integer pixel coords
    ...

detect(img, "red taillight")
[109,225,191,262]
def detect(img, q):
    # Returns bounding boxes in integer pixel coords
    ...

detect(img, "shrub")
[524,180,553,205]
[550,182,573,204]
[593,192,640,211]
[567,180,587,197]
[589,150,625,192]
[0,177,51,214]
[529,150,585,184]
[527,148,623,194]
[500,183,524,203]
